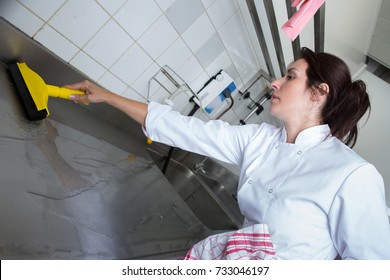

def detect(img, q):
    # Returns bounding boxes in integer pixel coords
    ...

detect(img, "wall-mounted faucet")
[193,155,215,174]
[193,160,207,174]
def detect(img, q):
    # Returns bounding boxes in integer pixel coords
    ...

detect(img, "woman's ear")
[311,83,329,102]
[318,83,329,95]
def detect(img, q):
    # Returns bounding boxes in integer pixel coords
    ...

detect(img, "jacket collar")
[281,124,332,146]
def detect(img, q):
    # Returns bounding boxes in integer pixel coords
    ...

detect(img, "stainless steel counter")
[0,18,213,259]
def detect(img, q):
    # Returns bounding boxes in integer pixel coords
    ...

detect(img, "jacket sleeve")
[143,101,262,166]
[329,164,390,259]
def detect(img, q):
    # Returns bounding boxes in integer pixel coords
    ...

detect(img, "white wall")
[354,71,390,206]
[0,0,270,125]
[325,0,382,77]
[369,0,390,68]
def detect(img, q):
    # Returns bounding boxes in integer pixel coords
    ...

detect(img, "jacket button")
[269,189,273,193]
[248,180,253,184]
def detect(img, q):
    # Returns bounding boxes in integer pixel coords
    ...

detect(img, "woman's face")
[269,59,315,123]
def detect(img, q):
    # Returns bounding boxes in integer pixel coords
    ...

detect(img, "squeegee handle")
[47,85,85,100]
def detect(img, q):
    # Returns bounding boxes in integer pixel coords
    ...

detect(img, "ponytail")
[299,48,371,148]
[322,80,370,148]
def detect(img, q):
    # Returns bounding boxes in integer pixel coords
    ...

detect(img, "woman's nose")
[271,79,281,90]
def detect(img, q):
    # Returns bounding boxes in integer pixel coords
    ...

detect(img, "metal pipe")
[263,0,286,76]
[246,0,276,79]
[314,3,326,52]
[161,67,180,88]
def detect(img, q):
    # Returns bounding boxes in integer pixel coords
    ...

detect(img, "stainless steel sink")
[147,148,244,230]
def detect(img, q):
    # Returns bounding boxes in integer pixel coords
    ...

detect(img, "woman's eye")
[286,75,293,80]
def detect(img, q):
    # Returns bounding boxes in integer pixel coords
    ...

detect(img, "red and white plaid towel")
[184,224,276,260]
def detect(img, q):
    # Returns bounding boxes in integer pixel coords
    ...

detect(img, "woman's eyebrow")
[287,67,299,73]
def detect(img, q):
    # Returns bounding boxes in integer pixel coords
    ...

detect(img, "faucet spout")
[193,163,205,174]
[193,157,209,174]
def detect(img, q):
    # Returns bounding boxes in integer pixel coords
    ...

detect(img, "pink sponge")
[282,0,325,41]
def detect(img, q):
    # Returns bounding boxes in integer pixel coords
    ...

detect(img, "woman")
[66,48,390,259]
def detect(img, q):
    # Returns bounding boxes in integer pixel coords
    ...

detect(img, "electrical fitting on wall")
[193,70,237,119]
[148,66,237,120]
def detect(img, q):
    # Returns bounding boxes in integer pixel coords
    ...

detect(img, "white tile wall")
[227,32,260,85]
[206,51,237,80]
[114,0,162,40]
[195,33,224,68]
[34,24,79,62]
[18,0,65,21]
[70,51,106,81]
[98,71,128,94]
[131,62,161,96]
[157,38,192,70]
[97,0,127,15]
[201,0,217,9]
[122,86,146,102]
[176,55,204,87]
[155,0,176,12]
[0,0,44,37]
[182,13,215,53]
[83,19,134,68]
[1,0,271,125]
[165,0,204,34]
[218,10,247,47]
[138,15,178,60]
[49,0,109,48]
[207,0,238,29]
[110,43,153,85]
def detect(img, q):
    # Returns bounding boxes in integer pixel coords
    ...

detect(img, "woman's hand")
[64,80,113,104]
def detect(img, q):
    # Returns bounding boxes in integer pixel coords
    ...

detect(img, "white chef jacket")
[144,102,390,260]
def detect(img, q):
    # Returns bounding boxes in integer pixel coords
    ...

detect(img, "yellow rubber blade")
[16,62,49,114]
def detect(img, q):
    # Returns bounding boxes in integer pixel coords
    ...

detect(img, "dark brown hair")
[299,47,370,148]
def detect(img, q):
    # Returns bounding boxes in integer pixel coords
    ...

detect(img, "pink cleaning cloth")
[183,224,276,260]
[282,0,325,41]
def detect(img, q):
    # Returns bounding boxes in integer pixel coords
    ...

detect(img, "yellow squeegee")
[9,62,85,121]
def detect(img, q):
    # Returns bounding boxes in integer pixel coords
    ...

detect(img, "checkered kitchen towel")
[184,224,276,260]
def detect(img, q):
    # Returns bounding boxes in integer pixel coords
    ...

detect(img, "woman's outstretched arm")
[64,80,148,127]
